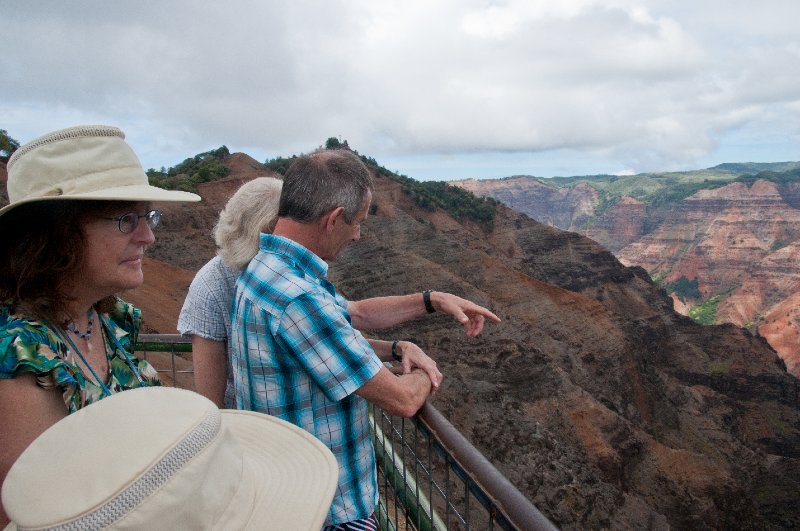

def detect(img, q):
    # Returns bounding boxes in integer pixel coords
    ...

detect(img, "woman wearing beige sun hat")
[1,386,339,530]
[0,125,200,526]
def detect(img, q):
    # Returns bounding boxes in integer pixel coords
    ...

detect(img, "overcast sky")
[3,0,799,180]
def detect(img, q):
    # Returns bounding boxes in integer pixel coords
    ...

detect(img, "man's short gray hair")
[278,150,373,223]
[215,177,283,270]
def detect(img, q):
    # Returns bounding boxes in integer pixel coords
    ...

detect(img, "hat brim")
[0,184,201,218]
[217,410,339,530]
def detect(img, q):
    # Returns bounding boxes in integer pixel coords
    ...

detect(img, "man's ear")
[322,206,346,233]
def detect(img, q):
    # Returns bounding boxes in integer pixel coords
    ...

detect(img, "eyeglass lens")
[119,210,161,233]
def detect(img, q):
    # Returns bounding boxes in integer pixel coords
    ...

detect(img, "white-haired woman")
[179,177,282,408]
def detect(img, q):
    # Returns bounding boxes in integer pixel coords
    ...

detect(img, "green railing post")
[371,411,447,531]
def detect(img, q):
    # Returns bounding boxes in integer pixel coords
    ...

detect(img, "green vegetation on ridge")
[147,146,231,193]
[266,138,498,230]
[536,170,737,206]
[665,276,701,301]
[734,167,800,186]
[522,162,800,210]
[140,136,497,230]
[0,129,19,161]
[688,290,736,326]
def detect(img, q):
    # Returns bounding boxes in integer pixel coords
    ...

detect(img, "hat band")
[21,409,222,531]
[7,126,123,172]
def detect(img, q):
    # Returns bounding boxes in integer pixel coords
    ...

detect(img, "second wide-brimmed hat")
[0,124,200,218]
[1,387,339,530]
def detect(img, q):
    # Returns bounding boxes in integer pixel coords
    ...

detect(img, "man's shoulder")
[237,251,322,310]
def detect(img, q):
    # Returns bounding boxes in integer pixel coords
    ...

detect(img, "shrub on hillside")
[147,146,230,192]
[665,276,702,300]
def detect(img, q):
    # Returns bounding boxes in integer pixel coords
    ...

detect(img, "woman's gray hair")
[214,177,283,270]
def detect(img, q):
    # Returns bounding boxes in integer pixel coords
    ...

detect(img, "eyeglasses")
[99,210,162,234]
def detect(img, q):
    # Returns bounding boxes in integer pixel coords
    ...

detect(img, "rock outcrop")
[584,195,647,252]
[453,177,599,230]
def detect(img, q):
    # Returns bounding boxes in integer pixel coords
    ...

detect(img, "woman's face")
[78,201,156,300]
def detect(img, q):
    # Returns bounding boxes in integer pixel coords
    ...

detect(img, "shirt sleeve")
[178,268,228,340]
[0,311,69,381]
[277,292,383,403]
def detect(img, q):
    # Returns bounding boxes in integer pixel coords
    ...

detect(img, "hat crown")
[7,125,124,172]
[7,125,149,204]
[0,125,200,219]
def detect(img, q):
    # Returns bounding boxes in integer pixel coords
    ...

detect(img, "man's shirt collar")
[258,233,329,280]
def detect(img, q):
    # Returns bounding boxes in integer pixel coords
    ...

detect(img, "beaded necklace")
[55,319,113,397]
[47,310,145,398]
[65,309,94,339]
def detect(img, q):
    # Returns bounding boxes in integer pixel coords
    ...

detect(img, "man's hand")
[396,341,443,391]
[430,292,501,337]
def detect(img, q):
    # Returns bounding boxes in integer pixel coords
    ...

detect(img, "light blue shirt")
[231,234,382,525]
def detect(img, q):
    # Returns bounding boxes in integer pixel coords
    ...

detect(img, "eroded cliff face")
[454,177,599,230]
[618,180,800,377]
[454,176,800,380]
[620,181,800,298]
[584,195,647,252]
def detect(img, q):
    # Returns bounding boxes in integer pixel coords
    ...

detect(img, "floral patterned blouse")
[0,299,161,413]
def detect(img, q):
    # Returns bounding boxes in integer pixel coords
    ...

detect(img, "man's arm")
[191,336,228,408]
[349,291,501,336]
[355,366,432,418]
[368,338,443,391]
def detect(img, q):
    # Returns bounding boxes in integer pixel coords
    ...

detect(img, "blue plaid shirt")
[231,234,383,525]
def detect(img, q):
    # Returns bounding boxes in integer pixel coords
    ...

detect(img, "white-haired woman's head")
[214,177,282,270]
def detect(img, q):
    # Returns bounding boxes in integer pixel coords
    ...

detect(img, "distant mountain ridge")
[712,161,800,173]
[452,163,800,378]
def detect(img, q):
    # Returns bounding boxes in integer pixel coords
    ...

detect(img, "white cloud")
[2,0,799,178]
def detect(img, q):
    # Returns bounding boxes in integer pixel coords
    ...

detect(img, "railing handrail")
[138,333,187,343]
[417,403,557,531]
[137,333,191,352]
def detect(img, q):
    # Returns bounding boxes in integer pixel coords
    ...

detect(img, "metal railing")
[136,334,557,531]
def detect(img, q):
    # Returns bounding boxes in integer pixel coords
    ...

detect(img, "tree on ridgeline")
[0,130,20,162]
[146,145,230,192]
[325,137,349,150]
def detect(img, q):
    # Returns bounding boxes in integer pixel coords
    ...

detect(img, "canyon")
[454,168,800,379]
[2,153,799,529]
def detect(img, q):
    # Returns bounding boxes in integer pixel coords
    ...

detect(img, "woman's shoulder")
[195,256,238,284]
[0,305,66,378]
[187,256,238,301]
[1,305,52,340]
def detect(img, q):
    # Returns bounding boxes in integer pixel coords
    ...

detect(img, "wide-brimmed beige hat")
[1,387,338,530]
[0,124,200,218]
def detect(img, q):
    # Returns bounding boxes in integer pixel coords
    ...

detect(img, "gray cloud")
[2,0,799,178]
